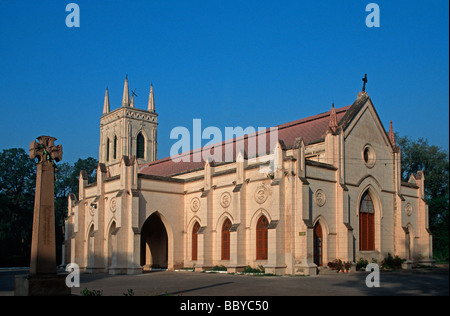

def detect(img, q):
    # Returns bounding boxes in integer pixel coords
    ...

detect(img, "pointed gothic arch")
[113,135,117,160]
[404,223,416,260]
[356,178,383,253]
[136,132,145,159]
[86,223,95,268]
[106,220,117,268]
[359,190,375,251]
[140,212,168,269]
[221,218,232,260]
[256,215,269,260]
[312,215,330,266]
[313,221,323,266]
[106,137,110,162]
[192,221,200,261]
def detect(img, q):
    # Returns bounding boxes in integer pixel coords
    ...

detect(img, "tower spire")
[122,75,130,106]
[148,84,155,112]
[103,87,110,114]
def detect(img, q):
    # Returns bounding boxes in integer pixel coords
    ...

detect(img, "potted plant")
[335,259,343,273]
[344,261,352,272]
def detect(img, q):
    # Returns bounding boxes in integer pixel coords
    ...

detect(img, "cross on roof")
[362,74,368,92]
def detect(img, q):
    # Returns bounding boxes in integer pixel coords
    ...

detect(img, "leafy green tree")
[69,157,98,196]
[0,148,36,266]
[0,147,98,267]
[396,134,449,262]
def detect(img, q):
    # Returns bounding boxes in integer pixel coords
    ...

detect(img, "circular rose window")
[362,144,376,168]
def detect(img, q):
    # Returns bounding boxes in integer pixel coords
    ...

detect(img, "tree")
[396,134,449,262]
[68,157,98,196]
[0,148,98,267]
[0,148,36,266]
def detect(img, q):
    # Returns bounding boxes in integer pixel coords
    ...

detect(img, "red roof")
[139,105,351,177]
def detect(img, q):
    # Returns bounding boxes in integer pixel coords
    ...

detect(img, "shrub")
[210,265,227,271]
[80,288,103,296]
[381,253,405,270]
[356,258,369,271]
[243,265,265,274]
[123,289,134,296]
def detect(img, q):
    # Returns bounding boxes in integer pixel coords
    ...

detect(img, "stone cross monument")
[15,136,69,295]
[28,136,62,275]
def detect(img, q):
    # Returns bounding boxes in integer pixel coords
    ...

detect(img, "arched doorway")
[192,221,200,261]
[256,215,268,260]
[222,218,232,260]
[87,224,95,268]
[141,213,168,270]
[359,190,375,251]
[107,221,116,268]
[313,222,323,266]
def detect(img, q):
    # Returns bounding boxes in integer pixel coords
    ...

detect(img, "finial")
[148,84,155,112]
[362,74,368,92]
[389,120,396,147]
[122,76,130,106]
[328,102,339,134]
[103,87,110,114]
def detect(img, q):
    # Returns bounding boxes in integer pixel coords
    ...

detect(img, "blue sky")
[0,0,448,164]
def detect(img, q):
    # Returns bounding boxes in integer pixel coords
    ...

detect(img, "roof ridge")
[139,103,354,176]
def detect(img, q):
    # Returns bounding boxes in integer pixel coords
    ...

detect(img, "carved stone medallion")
[255,184,269,204]
[89,202,95,216]
[190,197,200,212]
[405,203,413,216]
[315,189,326,207]
[110,197,117,213]
[220,192,232,208]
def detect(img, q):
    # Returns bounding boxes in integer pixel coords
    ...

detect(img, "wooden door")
[314,222,323,266]
[256,216,268,260]
[222,219,232,260]
[192,222,200,261]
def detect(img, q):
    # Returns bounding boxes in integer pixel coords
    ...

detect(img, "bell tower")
[99,76,158,176]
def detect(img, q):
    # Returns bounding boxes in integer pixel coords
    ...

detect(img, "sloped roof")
[139,99,362,178]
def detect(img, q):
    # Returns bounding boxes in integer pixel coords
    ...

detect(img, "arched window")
[136,132,145,159]
[113,136,117,160]
[360,191,375,251]
[106,138,110,162]
[256,215,268,260]
[192,222,200,261]
[222,218,232,260]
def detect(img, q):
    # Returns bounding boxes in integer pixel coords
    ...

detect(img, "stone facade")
[63,79,434,275]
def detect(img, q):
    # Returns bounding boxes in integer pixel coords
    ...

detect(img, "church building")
[64,77,434,275]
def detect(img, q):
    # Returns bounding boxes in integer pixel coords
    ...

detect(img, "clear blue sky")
[0,0,448,164]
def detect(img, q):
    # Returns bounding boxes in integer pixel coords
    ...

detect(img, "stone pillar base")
[402,260,413,270]
[295,263,317,276]
[264,264,287,276]
[15,274,71,296]
[193,264,213,272]
[107,267,143,275]
[226,265,246,274]
[418,259,436,267]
